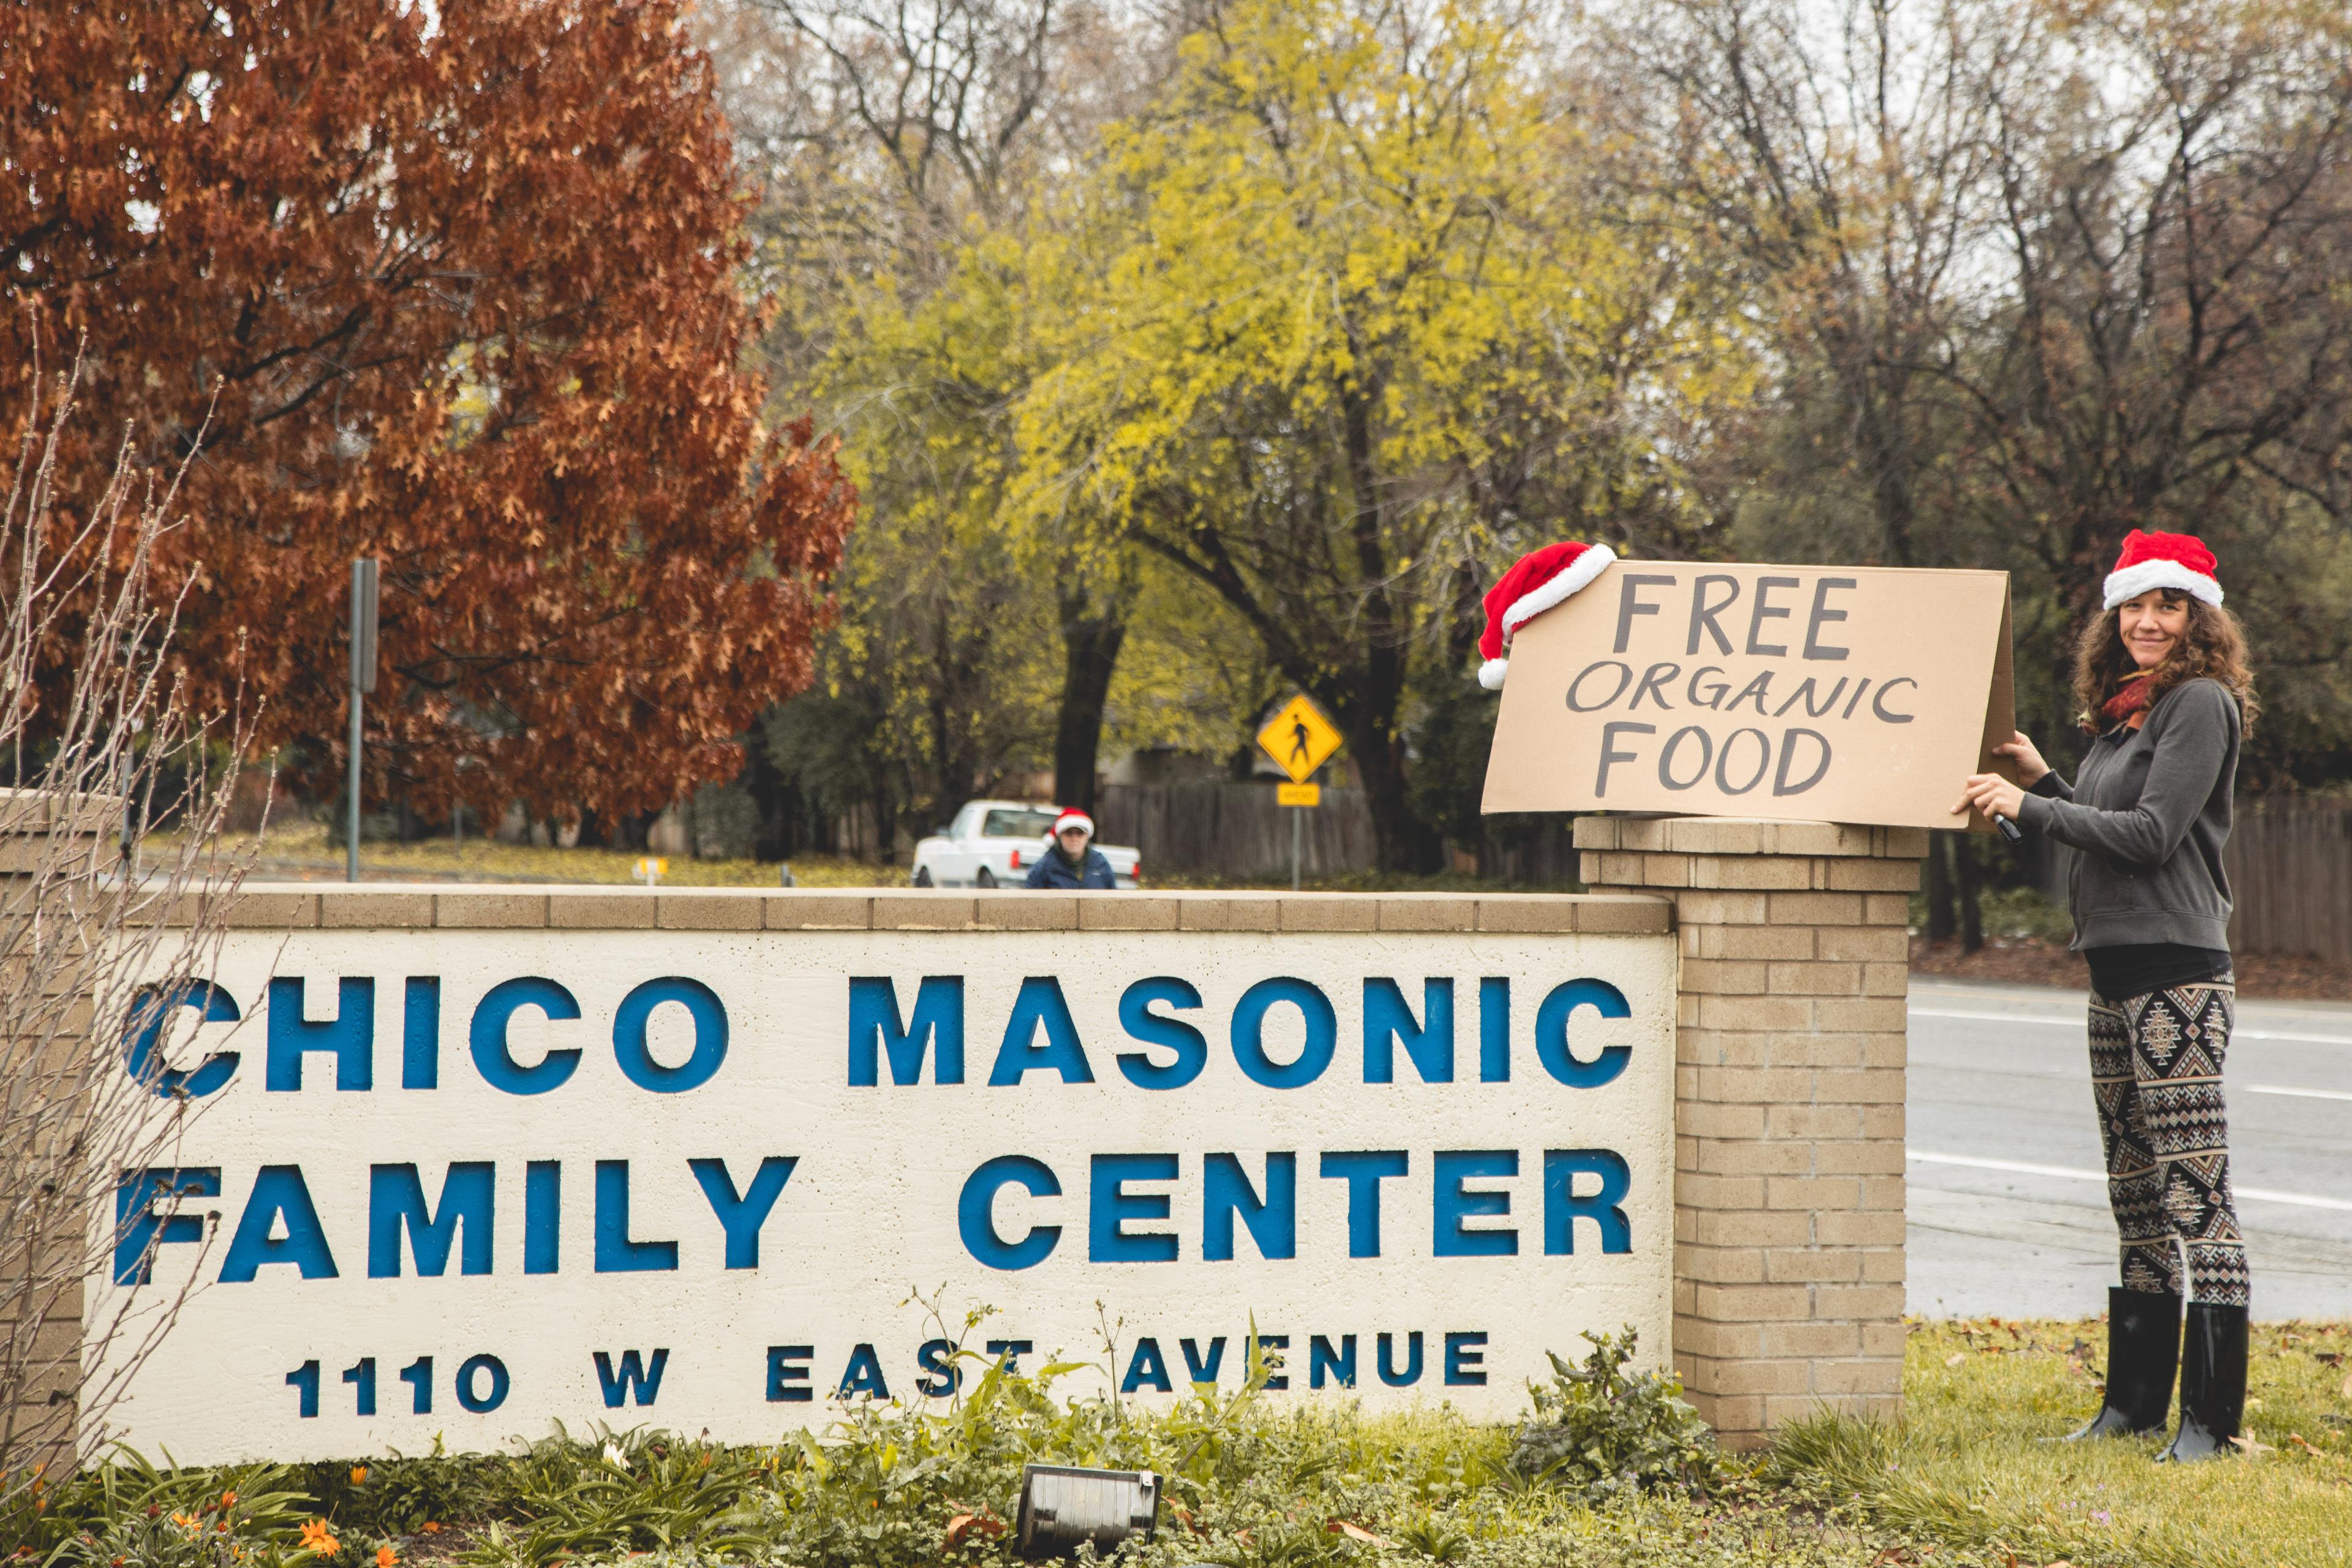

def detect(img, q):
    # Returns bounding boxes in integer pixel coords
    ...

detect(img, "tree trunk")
[1052,582,1129,815]
[1957,836,1985,954]
[1925,832,1957,943]
[1334,380,1440,873]
[1351,728,1441,874]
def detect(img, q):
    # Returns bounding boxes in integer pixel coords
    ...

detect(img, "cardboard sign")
[1482,562,2013,830]
[100,922,1674,1461]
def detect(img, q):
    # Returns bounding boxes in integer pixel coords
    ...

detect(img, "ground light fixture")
[1014,1465,1160,1559]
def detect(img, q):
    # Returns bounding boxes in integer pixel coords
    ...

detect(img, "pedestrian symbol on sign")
[1257,695,1342,786]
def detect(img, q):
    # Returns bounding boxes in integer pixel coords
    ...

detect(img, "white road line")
[1909,1006,2352,1045]
[1906,1150,2352,1212]
[2248,1083,2352,1103]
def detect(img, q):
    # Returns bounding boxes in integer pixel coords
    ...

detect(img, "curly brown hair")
[2071,592,2259,734]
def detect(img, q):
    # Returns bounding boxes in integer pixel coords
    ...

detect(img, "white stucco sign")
[99,923,1675,1461]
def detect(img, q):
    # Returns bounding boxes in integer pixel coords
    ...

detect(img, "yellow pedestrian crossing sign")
[1259,693,1343,785]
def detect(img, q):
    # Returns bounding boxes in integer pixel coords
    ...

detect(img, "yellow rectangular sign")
[1481,562,2015,831]
[1276,782,1322,807]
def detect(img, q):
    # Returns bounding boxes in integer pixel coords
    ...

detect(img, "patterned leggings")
[2087,982,2249,1306]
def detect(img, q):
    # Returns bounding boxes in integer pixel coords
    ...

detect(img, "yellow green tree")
[1009,0,1751,866]
[718,0,1161,825]
[804,231,1061,835]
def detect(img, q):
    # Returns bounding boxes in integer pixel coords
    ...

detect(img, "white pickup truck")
[910,801,1142,889]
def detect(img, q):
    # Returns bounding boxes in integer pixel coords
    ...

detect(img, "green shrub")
[5,1330,1940,1568]
[1504,1328,1728,1505]
[24,1447,317,1567]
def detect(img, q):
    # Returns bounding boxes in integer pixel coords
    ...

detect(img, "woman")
[1022,808,1117,890]
[1958,529,2258,1464]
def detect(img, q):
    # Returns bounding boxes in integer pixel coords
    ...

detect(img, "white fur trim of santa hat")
[2101,529,2223,610]
[1477,543,1617,689]
[2102,558,2223,610]
[1501,544,1616,638]
[1052,809,1094,836]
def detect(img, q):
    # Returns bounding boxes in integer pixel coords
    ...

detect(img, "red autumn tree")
[2,0,854,826]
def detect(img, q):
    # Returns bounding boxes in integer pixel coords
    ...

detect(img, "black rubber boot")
[2157,1301,2249,1463]
[2061,1287,2180,1440]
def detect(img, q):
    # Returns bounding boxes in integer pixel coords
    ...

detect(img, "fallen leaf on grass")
[2231,1434,2274,1456]
[944,1513,1005,1548]
[2341,1371,2352,1400]
[1326,1520,1392,1547]
[1945,1353,1967,1367]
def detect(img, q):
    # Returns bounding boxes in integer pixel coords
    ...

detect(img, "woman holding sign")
[1958,531,2257,1464]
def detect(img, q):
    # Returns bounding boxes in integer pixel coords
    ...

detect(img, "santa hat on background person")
[2103,529,2224,609]
[1050,808,1094,837]
[1476,540,1618,689]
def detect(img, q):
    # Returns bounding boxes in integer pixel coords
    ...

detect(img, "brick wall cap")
[202,883,1678,934]
[1571,816,1919,858]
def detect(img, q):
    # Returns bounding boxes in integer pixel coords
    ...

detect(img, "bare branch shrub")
[0,328,260,1501]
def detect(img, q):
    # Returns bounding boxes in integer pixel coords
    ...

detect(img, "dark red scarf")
[2098,671,2154,729]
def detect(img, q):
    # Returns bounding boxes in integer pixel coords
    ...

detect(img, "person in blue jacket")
[1023,809,1115,889]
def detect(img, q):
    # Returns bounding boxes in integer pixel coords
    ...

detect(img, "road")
[1905,979,2352,1321]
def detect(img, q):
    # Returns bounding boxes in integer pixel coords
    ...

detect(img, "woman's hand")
[1955,772,2027,824]
[1992,731,2049,786]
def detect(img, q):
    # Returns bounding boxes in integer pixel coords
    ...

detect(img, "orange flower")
[350,1466,368,1486]
[297,1519,341,1556]
[375,1548,398,1567]
[418,1522,441,1534]
[170,1512,200,1531]
[221,1492,237,1508]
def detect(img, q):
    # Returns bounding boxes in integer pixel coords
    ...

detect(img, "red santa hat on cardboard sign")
[1477,540,1618,689]
[2103,529,2223,610]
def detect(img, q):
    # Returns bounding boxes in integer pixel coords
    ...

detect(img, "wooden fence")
[1095,783,1583,884]
[1096,782,1378,879]
[2227,794,2352,962]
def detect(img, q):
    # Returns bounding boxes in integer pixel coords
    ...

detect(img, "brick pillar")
[1,788,118,1475]
[1574,815,1924,1449]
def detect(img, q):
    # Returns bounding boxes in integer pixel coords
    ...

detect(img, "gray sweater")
[2015,677,2241,952]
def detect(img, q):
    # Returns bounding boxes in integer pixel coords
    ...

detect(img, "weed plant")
[1505,1330,1725,1505]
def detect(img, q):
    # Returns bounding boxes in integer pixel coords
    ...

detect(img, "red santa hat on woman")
[1476,540,1618,688]
[1050,807,1093,837]
[2103,529,2223,609]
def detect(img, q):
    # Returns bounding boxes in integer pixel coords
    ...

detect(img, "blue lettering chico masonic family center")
[113,969,1640,1287]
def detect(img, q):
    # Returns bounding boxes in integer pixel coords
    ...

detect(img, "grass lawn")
[1787,1319,2352,1567]
[10,1321,2348,1567]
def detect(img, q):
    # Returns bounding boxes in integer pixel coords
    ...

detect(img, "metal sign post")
[1256,695,1342,892]
[346,558,379,884]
